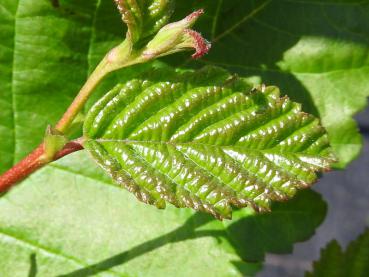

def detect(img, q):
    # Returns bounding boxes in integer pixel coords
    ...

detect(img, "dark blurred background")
[259,104,369,276]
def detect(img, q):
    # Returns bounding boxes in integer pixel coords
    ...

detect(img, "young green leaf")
[102,1,210,74]
[142,10,211,59]
[115,0,175,45]
[306,228,369,277]
[83,67,335,220]
[41,125,68,163]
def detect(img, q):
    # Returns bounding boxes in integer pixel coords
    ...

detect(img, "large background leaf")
[0,0,98,172]
[0,0,366,276]
[305,228,369,277]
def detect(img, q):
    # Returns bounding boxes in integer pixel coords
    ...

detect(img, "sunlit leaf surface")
[83,67,335,219]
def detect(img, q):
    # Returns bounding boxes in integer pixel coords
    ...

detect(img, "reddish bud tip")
[185,9,205,23]
[185,29,211,59]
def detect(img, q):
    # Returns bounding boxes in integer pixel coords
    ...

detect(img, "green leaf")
[169,0,369,168]
[0,0,355,275]
[42,125,68,162]
[0,151,327,276]
[107,3,210,70]
[83,67,335,219]
[114,0,175,45]
[306,228,369,277]
[2,0,362,172]
[141,10,211,60]
[0,0,101,173]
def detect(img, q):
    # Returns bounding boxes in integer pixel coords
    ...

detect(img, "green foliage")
[171,0,369,168]
[42,126,68,162]
[2,0,367,173]
[83,67,334,219]
[107,0,208,72]
[306,228,369,277]
[0,152,327,276]
[0,0,367,275]
[115,0,175,45]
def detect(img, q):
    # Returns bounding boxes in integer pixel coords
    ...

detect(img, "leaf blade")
[83,67,335,219]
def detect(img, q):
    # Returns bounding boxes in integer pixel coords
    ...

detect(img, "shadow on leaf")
[28,253,37,277]
[59,189,326,277]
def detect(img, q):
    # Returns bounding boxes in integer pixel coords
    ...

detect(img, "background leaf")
[305,228,369,277]
[0,0,99,173]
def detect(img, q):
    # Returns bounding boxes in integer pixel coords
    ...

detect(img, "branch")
[55,59,112,133]
[0,140,83,193]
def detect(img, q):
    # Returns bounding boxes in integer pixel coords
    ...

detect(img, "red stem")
[0,141,83,193]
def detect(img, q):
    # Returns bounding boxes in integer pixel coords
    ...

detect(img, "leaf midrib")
[90,138,325,157]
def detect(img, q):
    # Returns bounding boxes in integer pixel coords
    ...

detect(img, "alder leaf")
[305,228,369,277]
[83,67,335,219]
